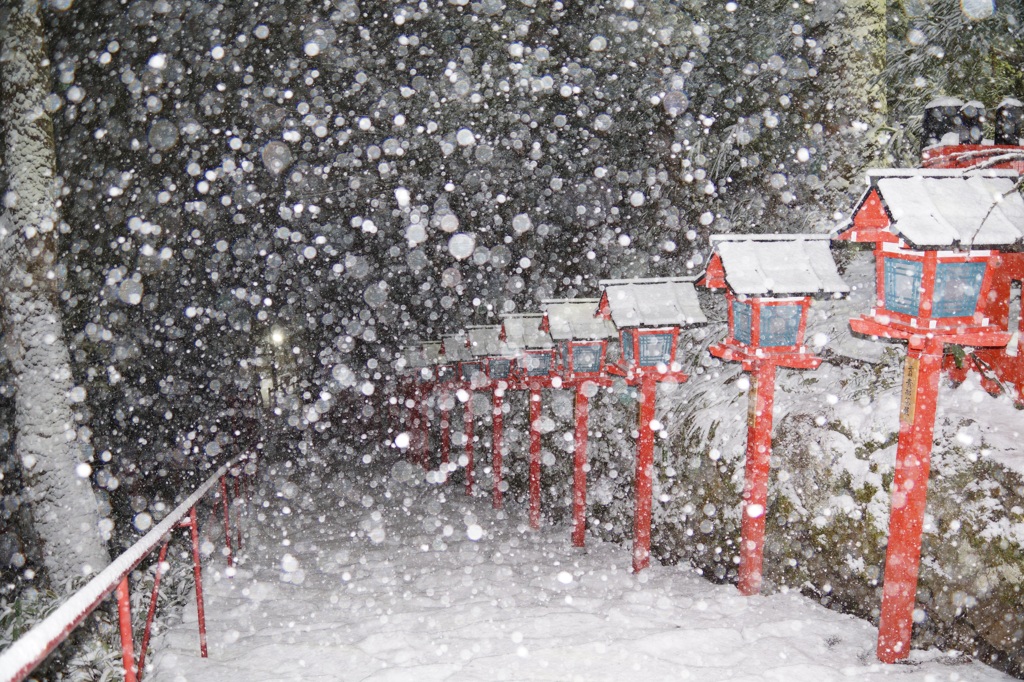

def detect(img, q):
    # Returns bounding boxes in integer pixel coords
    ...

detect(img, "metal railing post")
[136,539,171,676]
[186,507,209,658]
[115,576,137,682]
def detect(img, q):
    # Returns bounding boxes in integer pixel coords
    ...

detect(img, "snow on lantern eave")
[540,298,617,341]
[440,332,473,362]
[597,277,708,328]
[465,325,512,358]
[500,313,554,351]
[711,234,850,297]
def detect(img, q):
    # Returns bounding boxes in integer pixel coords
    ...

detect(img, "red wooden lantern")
[836,168,1024,663]
[701,234,849,596]
[916,117,1024,403]
[597,277,708,572]
[466,325,514,510]
[500,313,558,530]
[541,298,618,547]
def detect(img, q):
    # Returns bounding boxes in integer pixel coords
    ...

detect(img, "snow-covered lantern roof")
[406,340,442,382]
[466,325,515,381]
[441,332,484,383]
[702,234,848,366]
[540,298,617,379]
[500,313,556,380]
[835,169,1024,342]
[597,277,707,378]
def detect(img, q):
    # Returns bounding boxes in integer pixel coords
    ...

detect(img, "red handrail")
[0,455,248,682]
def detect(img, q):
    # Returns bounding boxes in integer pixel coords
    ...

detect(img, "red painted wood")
[632,374,658,573]
[440,400,451,483]
[187,507,209,658]
[220,477,233,568]
[700,253,728,289]
[709,341,821,371]
[137,540,171,677]
[877,336,944,663]
[116,576,138,682]
[419,392,431,470]
[492,389,504,510]
[464,392,475,496]
[572,386,590,547]
[529,389,543,529]
[233,476,243,551]
[921,143,1024,172]
[850,315,1011,347]
[737,362,777,596]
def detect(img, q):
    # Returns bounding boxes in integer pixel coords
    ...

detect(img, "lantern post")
[467,325,514,510]
[700,234,849,596]
[442,332,482,495]
[397,347,425,465]
[501,313,558,530]
[434,348,455,483]
[412,341,443,469]
[836,168,1024,662]
[541,299,618,547]
[597,278,707,572]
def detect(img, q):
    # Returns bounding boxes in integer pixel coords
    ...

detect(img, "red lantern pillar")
[440,394,451,483]
[492,387,504,510]
[418,389,431,470]
[529,388,542,529]
[464,391,474,496]
[571,385,590,547]
[738,361,777,596]
[877,335,944,662]
[632,374,658,573]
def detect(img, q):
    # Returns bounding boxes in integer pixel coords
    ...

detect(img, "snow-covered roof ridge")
[599,275,700,285]
[865,168,1019,179]
[465,325,509,357]
[501,313,553,350]
[400,341,444,369]
[865,169,1024,248]
[540,299,616,341]
[421,340,442,365]
[710,234,850,296]
[710,233,832,243]
[598,277,707,327]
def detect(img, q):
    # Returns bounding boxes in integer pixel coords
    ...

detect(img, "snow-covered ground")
[147,457,1013,681]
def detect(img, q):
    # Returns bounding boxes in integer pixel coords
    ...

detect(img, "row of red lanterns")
[394,159,1024,664]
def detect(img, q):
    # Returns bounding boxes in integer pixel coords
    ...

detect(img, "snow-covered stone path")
[147,459,1012,681]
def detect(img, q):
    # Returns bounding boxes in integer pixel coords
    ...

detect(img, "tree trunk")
[1,0,109,585]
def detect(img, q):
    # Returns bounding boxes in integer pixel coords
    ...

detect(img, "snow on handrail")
[0,456,243,682]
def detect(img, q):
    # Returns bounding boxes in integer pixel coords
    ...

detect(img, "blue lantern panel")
[560,342,570,370]
[489,359,511,379]
[639,333,674,367]
[461,363,482,381]
[933,261,987,318]
[621,330,635,364]
[525,353,552,376]
[884,258,923,316]
[760,305,802,347]
[732,300,752,345]
[572,343,603,373]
